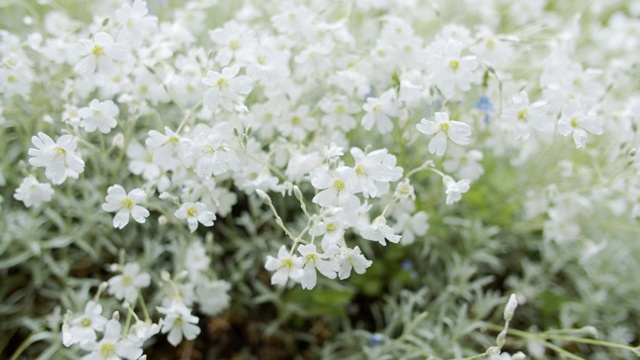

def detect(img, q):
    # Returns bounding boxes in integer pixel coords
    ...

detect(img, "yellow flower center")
[448,60,459,72]
[517,109,528,121]
[187,206,197,217]
[229,39,240,51]
[122,275,133,285]
[291,116,301,125]
[570,117,578,128]
[100,343,116,358]
[333,179,345,191]
[326,222,337,233]
[80,317,92,327]
[439,122,450,132]
[92,45,105,57]
[355,164,366,176]
[122,198,134,210]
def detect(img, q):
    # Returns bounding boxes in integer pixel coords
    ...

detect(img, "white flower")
[442,148,484,182]
[298,244,340,290]
[107,263,151,303]
[115,0,157,46]
[146,126,184,171]
[102,185,150,229]
[310,166,360,210]
[79,319,143,360]
[78,99,119,134]
[558,98,603,149]
[74,32,126,76]
[63,301,107,347]
[320,96,360,132]
[129,320,160,342]
[392,210,429,245]
[174,202,216,233]
[184,241,210,281]
[264,245,304,286]
[14,176,54,208]
[427,38,479,98]
[360,215,401,246]
[350,147,403,198]
[202,64,253,112]
[28,132,85,185]
[157,302,201,347]
[209,20,257,66]
[361,88,400,134]
[416,112,472,157]
[443,176,470,205]
[326,245,372,280]
[501,91,549,140]
[196,279,231,316]
[394,179,416,201]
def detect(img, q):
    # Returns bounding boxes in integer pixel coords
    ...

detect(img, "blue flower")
[370,333,387,346]
[475,95,494,123]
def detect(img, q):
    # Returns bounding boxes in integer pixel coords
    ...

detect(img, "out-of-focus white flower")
[14,175,54,208]
[79,319,143,360]
[443,175,470,205]
[78,99,119,134]
[107,262,151,303]
[62,301,107,347]
[74,32,126,76]
[362,88,400,134]
[202,64,253,112]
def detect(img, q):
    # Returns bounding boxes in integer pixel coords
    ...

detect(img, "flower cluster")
[2,0,640,358]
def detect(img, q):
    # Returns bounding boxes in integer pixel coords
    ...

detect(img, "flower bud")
[504,294,518,322]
